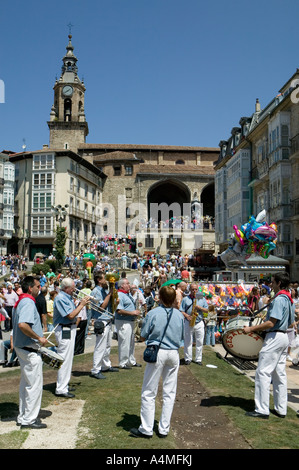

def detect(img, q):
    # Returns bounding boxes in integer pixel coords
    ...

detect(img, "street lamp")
[52,204,69,227]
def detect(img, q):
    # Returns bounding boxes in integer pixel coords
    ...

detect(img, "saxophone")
[189,298,198,327]
[105,272,120,314]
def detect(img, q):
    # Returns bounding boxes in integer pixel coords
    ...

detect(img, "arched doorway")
[147,180,190,225]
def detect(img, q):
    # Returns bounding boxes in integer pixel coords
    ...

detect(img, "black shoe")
[120,365,132,370]
[246,411,269,419]
[130,427,152,439]
[132,363,142,367]
[90,372,106,379]
[185,360,191,365]
[272,410,286,418]
[195,361,202,366]
[157,432,167,438]
[21,420,47,429]
[102,367,119,372]
[54,392,75,398]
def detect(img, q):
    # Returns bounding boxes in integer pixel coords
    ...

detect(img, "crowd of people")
[1,248,299,434]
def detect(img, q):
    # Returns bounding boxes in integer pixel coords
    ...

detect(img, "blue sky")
[0,0,298,152]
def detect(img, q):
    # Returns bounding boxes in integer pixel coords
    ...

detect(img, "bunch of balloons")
[220,210,278,267]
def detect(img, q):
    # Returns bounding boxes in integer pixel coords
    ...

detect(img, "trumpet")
[105,272,119,314]
[73,288,114,318]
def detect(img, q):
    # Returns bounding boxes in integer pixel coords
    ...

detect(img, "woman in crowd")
[130,286,184,439]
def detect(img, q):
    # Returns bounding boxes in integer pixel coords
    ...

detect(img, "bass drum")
[222,316,264,361]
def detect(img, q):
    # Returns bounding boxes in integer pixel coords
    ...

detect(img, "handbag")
[143,307,173,363]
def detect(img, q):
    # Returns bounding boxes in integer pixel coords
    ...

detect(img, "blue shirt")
[141,305,184,350]
[13,297,43,348]
[53,290,76,326]
[115,291,136,322]
[39,275,47,287]
[180,295,208,324]
[91,285,112,321]
[266,294,294,332]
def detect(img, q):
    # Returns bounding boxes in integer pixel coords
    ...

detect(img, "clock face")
[62,85,73,97]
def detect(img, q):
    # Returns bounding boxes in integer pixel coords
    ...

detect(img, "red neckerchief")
[14,293,36,309]
[118,289,129,294]
[276,290,293,304]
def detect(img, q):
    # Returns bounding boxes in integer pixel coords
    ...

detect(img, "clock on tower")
[48,34,89,152]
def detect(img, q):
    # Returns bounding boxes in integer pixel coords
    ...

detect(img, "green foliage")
[55,226,68,269]
[31,263,50,275]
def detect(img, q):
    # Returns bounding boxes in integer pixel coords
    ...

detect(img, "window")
[32,192,53,212]
[114,165,121,176]
[145,235,154,248]
[84,183,88,198]
[3,189,14,205]
[33,173,54,189]
[70,177,74,191]
[281,125,289,146]
[33,154,55,170]
[3,164,14,181]
[125,165,133,175]
[3,214,13,231]
[176,160,185,164]
[31,216,53,236]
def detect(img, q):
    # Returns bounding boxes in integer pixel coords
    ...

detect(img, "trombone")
[73,288,114,318]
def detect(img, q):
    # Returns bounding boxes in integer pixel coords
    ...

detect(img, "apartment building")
[215,69,299,279]
[10,149,105,259]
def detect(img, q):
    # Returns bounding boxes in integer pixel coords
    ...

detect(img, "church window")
[114,165,121,176]
[125,165,133,175]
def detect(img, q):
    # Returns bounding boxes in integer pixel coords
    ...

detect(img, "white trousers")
[184,320,205,362]
[15,347,43,425]
[91,321,112,374]
[115,319,137,367]
[55,325,77,394]
[254,332,289,416]
[139,349,179,436]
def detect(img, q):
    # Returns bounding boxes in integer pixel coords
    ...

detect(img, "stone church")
[48,35,219,257]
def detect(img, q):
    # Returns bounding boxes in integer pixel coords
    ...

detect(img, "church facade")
[13,35,219,263]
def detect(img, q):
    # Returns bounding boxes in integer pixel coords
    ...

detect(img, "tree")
[55,226,68,268]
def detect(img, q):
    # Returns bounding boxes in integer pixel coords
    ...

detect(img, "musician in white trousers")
[130,286,184,438]
[180,284,208,365]
[244,272,294,419]
[115,278,141,369]
[53,278,90,398]
[90,274,118,379]
[13,276,48,429]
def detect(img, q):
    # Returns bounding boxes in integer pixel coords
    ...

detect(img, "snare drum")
[222,316,263,361]
[39,347,64,369]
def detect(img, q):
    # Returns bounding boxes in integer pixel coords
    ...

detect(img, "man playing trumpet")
[180,283,208,365]
[53,278,90,398]
[90,273,119,379]
[115,278,142,369]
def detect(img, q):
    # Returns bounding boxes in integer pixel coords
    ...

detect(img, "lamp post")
[52,204,69,228]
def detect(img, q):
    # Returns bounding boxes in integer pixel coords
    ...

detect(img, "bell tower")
[48,34,89,152]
